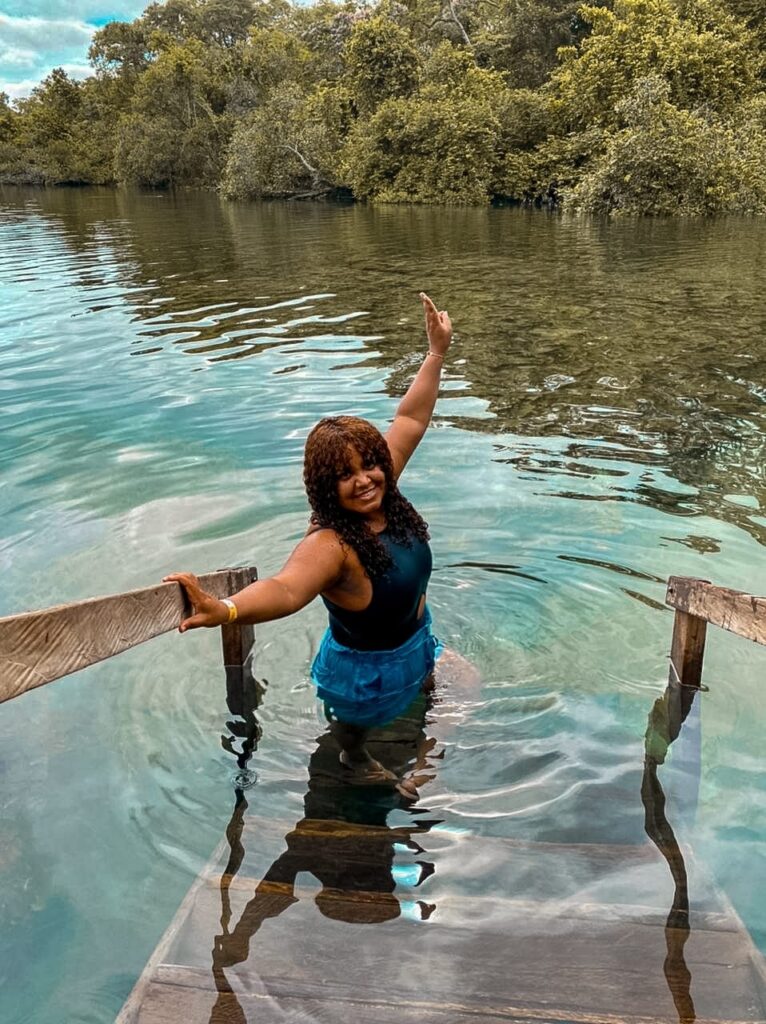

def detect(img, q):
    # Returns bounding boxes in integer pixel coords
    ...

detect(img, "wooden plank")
[667,606,708,690]
[666,577,766,645]
[115,833,233,1024]
[140,963,746,1024]
[137,908,765,1023]
[118,817,766,1024]
[200,874,741,932]
[220,567,256,672]
[0,566,257,704]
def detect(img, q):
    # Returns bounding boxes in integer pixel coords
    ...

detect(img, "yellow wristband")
[222,598,238,623]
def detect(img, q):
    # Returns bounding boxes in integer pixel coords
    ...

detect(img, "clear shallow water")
[0,187,764,1022]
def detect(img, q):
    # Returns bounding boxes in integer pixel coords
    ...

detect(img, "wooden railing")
[0,571,761,707]
[665,576,766,690]
[0,566,257,704]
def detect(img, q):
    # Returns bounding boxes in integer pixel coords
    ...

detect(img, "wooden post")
[667,608,708,691]
[665,579,710,692]
[664,580,709,799]
[220,567,256,675]
[219,567,258,726]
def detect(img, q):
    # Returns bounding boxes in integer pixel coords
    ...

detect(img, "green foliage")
[221,82,350,197]
[228,27,312,109]
[141,0,260,47]
[473,0,587,88]
[5,0,766,215]
[0,93,15,141]
[723,0,766,53]
[552,0,762,130]
[293,1,365,81]
[343,50,513,203]
[499,126,604,203]
[113,40,231,186]
[343,15,421,113]
[4,70,93,183]
[571,75,766,214]
[89,20,152,78]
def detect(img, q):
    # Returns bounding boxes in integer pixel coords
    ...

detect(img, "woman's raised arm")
[385,293,452,480]
[163,530,346,632]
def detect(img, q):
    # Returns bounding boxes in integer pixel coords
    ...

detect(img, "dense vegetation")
[2,0,766,214]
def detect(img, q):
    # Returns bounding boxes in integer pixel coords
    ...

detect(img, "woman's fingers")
[163,571,200,589]
[420,292,438,320]
[179,613,207,633]
[163,572,221,631]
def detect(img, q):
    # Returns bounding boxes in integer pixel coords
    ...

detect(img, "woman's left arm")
[385,293,452,479]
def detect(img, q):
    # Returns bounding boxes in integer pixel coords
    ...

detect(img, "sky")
[0,2,147,101]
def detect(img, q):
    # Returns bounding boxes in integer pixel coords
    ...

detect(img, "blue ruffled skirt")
[311,608,443,728]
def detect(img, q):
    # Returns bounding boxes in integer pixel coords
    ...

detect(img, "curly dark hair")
[303,416,429,578]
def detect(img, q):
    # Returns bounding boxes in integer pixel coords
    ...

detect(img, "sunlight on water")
[0,187,764,1023]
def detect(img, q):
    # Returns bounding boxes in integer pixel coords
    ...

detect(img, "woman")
[164,293,452,793]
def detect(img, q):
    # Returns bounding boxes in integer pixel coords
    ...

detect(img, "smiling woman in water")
[164,293,452,797]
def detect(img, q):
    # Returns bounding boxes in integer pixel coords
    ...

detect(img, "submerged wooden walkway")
[1,574,765,1022]
[113,577,766,1024]
[116,800,766,1024]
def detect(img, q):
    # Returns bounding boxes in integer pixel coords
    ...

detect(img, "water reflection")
[2,187,764,545]
[210,680,445,1023]
[642,672,702,1023]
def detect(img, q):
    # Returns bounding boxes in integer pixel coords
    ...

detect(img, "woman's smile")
[355,484,378,501]
[337,448,386,514]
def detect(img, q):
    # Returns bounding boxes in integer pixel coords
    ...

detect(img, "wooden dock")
[113,575,766,1024]
[116,804,765,1024]
[2,573,765,1023]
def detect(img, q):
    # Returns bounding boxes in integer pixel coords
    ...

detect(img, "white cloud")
[0,14,98,98]
[0,6,143,98]
[0,15,94,52]
[58,62,93,79]
[0,47,37,68]
[2,63,93,100]
[2,3,143,21]
[3,77,43,100]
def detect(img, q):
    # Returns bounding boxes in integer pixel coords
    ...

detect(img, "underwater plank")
[666,577,766,646]
[120,825,766,1024]
[132,916,765,1024]
[0,566,256,703]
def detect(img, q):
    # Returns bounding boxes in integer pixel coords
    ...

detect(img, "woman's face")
[336,446,386,516]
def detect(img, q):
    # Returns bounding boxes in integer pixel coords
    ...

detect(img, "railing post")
[666,579,709,692]
[220,567,257,710]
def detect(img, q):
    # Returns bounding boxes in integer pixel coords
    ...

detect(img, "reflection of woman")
[209,730,436,1024]
[165,294,452,795]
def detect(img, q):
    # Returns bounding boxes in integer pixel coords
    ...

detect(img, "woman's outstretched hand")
[420,292,452,356]
[162,572,228,632]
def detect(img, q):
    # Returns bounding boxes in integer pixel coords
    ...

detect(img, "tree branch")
[282,143,326,187]
[446,0,472,46]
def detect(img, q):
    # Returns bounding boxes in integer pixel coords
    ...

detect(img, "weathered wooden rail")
[665,575,766,690]
[0,566,257,704]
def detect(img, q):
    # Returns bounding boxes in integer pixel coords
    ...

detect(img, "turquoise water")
[0,187,764,1022]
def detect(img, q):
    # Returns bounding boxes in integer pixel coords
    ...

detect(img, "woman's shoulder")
[302,521,348,555]
[305,518,335,539]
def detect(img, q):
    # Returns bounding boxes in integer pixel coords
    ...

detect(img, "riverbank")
[3,0,766,215]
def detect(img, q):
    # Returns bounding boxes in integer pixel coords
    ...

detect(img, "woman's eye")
[363,460,376,470]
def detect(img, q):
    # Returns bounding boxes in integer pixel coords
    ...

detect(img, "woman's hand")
[420,292,452,357]
[162,572,228,632]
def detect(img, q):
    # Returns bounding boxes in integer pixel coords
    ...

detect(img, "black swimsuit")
[322,530,432,651]
[311,529,440,727]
